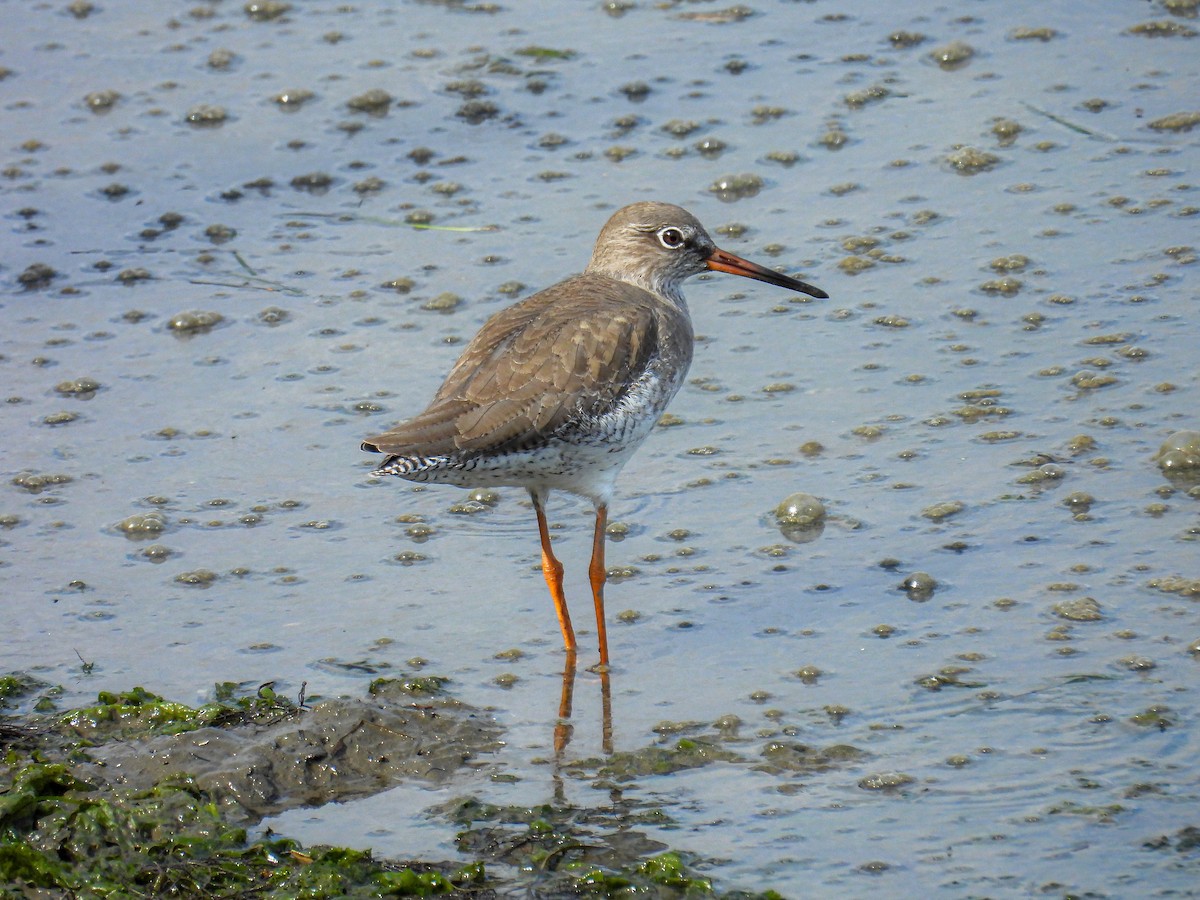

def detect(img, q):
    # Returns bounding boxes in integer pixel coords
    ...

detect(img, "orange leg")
[554,649,576,757]
[600,666,613,755]
[532,490,575,654]
[589,503,610,668]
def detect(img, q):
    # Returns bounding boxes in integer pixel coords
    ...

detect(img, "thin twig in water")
[1020,102,1116,140]
[287,211,499,232]
[232,249,258,276]
[188,278,304,295]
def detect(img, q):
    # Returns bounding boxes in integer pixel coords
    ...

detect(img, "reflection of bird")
[363,201,827,667]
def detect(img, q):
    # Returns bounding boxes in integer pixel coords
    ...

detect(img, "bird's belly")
[379,368,684,502]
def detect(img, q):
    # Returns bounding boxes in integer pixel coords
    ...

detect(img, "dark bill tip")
[706,247,828,299]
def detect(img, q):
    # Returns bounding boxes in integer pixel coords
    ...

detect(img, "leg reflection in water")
[552,651,613,788]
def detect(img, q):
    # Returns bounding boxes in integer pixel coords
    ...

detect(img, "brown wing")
[363,273,660,458]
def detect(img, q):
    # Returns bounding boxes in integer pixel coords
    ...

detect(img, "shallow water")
[3,0,1198,894]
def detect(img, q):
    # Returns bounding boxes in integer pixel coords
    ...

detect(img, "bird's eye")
[657,227,686,249]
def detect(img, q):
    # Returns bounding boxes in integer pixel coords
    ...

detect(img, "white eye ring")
[657,227,686,249]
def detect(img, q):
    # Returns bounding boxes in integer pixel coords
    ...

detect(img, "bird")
[362,201,827,668]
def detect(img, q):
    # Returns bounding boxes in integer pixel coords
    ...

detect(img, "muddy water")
[3,0,1198,894]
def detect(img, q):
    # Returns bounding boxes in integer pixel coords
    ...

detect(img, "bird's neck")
[586,262,690,310]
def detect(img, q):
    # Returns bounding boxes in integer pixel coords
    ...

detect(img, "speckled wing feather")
[363,273,661,459]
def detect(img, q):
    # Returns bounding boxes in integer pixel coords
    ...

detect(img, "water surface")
[2,0,1198,894]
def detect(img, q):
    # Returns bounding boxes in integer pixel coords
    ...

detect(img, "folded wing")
[363,274,660,460]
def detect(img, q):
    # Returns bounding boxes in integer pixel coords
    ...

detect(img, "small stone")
[859,772,915,791]
[1154,431,1200,473]
[902,572,937,600]
[1148,111,1200,133]
[921,500,964,521]
[929,40,974,69]
[273,88,314,108]
[347,89,393,114]
[1053,597,1103,622]
[84,89,120,111]
[167,310,224,334]
[946,146,1001,174]
[175,569,218,586]
[794,664,822,684]
[18,263,57,288]
[185,104,227,126]
[774,492,826,528]
[244,1,291,21]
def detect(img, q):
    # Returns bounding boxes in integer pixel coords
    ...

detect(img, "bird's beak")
[706,247,828,299]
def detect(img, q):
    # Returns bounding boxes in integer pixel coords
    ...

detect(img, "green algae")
[514,45,576,60]
[368,674,449,695]
[58,682,298,741]
[0,760,486,898]
[441,798,776,897]
[584,736,744,780]
[0,675,42,709]
[2,679,789,898]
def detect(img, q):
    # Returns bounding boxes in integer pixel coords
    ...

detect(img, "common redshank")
[363,201,827,667]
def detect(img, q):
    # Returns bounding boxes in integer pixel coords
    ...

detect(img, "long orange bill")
[706,248,828,299]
